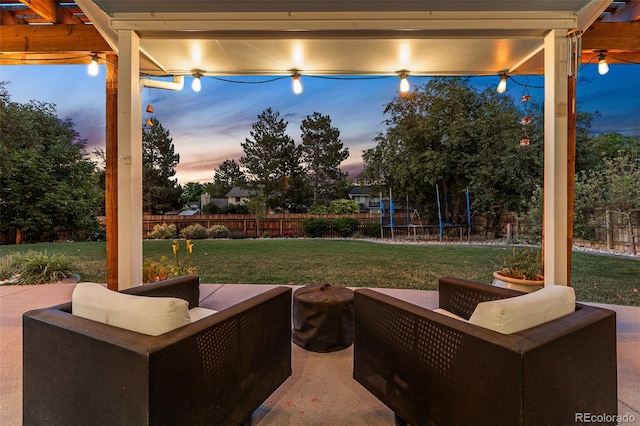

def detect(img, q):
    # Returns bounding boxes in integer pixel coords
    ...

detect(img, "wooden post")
[106,53,118,290]
[567,73,577,285]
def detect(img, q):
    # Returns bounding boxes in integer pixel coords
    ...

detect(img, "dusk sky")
[1,63,638,185]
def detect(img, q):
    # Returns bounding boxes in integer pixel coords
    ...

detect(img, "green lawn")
[1,239,638,306]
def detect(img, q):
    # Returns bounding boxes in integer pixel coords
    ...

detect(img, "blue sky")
[1,64,638,184]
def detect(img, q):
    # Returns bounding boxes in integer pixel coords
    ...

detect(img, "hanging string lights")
[191,72,203,92]
[87,54,100,76]
[291,71,303,94]
[399,73,410,93]
[496,73,508,93]
[597,52,609,75]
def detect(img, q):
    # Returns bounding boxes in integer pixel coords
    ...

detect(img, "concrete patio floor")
[1,283,639,425]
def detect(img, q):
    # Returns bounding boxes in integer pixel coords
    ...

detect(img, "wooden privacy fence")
[122,213,379,238]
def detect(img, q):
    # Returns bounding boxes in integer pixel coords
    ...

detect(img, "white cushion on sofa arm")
[72,282,191,336]
[468,285,575,334]
[434,308,468,322]
[189,307,217,322]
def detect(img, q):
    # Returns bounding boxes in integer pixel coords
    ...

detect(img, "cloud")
[5,64,639,187]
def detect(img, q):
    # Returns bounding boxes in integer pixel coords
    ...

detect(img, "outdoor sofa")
[23,275,292,425]
[353,276,618,426]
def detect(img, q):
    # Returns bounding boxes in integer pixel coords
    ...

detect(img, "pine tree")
[300,112,349,206]
[240,108,300,209]
[142,117,182,214]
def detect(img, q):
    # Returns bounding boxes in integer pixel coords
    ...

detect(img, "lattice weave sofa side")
[353,277,617,426]
[23,277,292,426]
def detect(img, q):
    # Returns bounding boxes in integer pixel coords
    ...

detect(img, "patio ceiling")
[80,0,613,77]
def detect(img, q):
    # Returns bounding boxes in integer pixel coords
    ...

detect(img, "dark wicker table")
[292,284,354,353]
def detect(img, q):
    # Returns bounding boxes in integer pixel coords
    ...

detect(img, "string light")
[191,72,203,92]
[292,72,303,94]
[597,53,609,75]
[496,73,508,93]
[87,54,99,76]
[399,73,410,93]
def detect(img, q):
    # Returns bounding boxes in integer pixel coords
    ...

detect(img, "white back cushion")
[468,285,575,334]
[72,282,191,336]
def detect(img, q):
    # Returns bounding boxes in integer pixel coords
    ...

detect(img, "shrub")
[143,240,196,283]
[220,204,250,214]
[202,203,219,214]
[302,217,330,238]
[143,256,170,283]
[0,254,17,281]
[362,221,381,238]
[208,225,230,239]
[230,231,248,239]
[180,223,208,239]
[328,199,360,214]
[0,251,75,285]
[308,204,329,214]
[332,217,360,238]
[146,223,177,239]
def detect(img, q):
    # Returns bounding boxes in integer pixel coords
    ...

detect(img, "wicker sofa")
[353,276,618,426]
[23,276,292,425]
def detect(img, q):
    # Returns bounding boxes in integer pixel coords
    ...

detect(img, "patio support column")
[117,30,143,289]
[543,29,570,286]
[106,53,118,291]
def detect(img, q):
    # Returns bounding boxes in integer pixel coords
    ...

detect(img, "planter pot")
[492,271,544,293]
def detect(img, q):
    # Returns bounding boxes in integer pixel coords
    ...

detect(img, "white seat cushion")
[72,282,191,336]
[468,285,575,334]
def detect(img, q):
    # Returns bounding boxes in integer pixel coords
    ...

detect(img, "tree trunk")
[15,228,23,244]
[627,214,637,255]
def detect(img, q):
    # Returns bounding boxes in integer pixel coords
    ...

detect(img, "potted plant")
[492,247,544,292]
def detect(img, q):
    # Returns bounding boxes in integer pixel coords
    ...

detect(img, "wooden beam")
[0,24,111,52]
[0,52,98,64]
[582,51,640,65]
[601,0,640,22]
[106,53,119,291]
[19,0,57,23]
[15,0,82,24]
[582,22,640,50]
[1,8,27,25]
[56,4,84,25]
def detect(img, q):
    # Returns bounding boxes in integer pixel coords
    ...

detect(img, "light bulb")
[597,54,609,75]
[191,73,202,92]
[496,74,507,93]
[400,75,410,93]
[88,55,99,76]
[292,74,303,95]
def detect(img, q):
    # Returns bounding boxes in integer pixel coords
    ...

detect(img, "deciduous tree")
[0,84,101,243]
[361,77,544,230]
